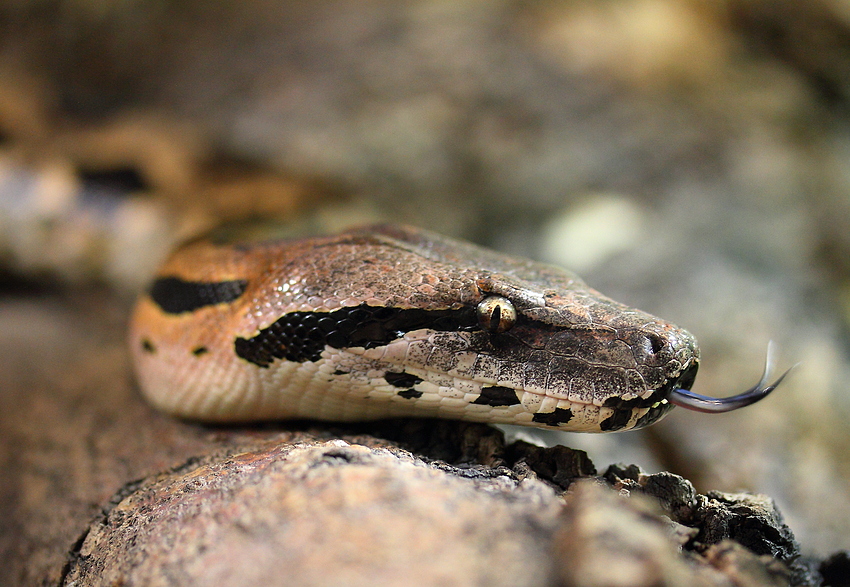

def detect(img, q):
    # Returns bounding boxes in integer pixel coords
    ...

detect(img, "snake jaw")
[133,223,791,430]
[667,342,794,414]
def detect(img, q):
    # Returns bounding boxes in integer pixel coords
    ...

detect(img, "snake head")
[130,222,790,431]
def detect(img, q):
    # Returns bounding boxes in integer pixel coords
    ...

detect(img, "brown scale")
[129,224,786,430]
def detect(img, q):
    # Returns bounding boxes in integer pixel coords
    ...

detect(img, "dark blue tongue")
[668,343,794,413]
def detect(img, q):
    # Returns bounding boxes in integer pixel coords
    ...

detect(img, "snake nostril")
[645,333,665,354]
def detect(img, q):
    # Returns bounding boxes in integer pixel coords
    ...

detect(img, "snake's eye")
[477,296,516,334]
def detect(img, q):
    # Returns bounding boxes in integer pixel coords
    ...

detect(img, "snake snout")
[671,360,699,393]
[627,325,698,369]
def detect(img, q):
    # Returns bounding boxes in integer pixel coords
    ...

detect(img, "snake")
[129,223,789,432]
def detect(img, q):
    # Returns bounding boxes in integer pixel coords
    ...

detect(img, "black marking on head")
[397,388,423,399]
[599,361,693,431]
[192,346,209,356]
[532,407,574,426]
[149,277,248,314]
[599,408,632,432]
[472,386,521,407]
[384,372,424,388]
[141,338,156,353]
[602,389,666,411]
[235,303,478,368]
[633,402,675,429]
[601,363,695,431]
[333,369,348,376]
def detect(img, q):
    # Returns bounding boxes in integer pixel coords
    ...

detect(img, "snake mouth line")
[394,360,695,431]
[592,360,698,431]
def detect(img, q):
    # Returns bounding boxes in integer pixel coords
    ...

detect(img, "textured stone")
[552,481,720,587]
[63,439,564,587]
[818,550,850,587]
[55,426,815,587]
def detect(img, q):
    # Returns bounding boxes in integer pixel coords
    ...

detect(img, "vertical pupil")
[489,305,501,332]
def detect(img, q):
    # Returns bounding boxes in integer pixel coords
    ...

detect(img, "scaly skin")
[130,224,699,432]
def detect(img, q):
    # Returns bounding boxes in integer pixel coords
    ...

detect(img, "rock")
[63,438,565,587]
[552,480,720,587]
[507,440,598,490]
[700,541,791,587]
[604,464,800,559]
[819,550,850,587]
[603,463,813,584]
[56,432,818,587]
[698,491,800,561]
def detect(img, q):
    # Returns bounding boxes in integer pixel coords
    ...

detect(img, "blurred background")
[1,0,849,558]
